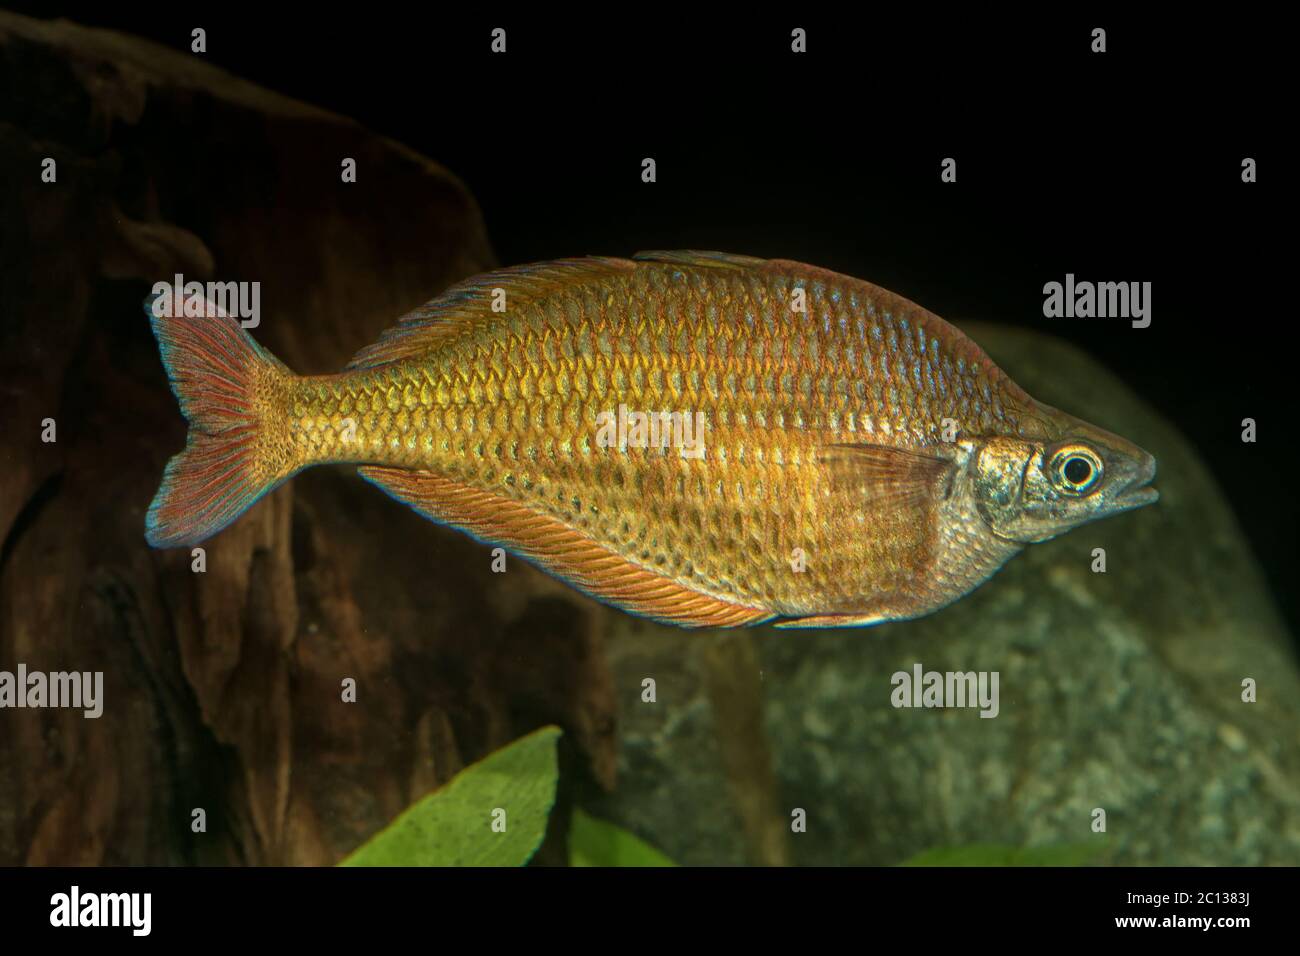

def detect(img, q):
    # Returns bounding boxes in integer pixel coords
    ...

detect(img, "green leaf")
[568,808,677,867]
[341,725,562,867]
[899,842,1104,867]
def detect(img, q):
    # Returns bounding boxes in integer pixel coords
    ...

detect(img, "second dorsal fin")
[349,252,802,370]
[632,250,769,271]
[345,256,636,370]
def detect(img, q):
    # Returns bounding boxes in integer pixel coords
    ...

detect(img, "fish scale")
[145,251,1157,629]
[272,262,1009,613]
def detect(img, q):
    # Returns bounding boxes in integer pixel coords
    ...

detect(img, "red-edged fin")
[632,251,1036,414]
[632,250,768,271]
[358,466,773,629]
[144,293,290,548]
[345,257,636,370]
[763,256,1038,410]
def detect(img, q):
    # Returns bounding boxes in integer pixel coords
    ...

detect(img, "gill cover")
[973,438,1041,541]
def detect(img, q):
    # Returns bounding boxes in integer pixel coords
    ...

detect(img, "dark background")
[17,6,1295,635]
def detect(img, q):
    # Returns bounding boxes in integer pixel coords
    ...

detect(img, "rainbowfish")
[145,251,1157,628]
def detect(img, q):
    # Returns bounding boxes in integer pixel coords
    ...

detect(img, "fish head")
[971,410,1158,544]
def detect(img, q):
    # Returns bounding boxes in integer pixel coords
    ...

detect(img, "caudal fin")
[144,292,291,548]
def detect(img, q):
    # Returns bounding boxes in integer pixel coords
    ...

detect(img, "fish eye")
[1064,456,1092,484]
[1050,446,1103,495]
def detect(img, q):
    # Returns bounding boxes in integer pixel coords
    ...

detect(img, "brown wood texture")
[0,13,622,865]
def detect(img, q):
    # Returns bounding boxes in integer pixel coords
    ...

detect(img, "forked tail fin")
[144,292,292,548]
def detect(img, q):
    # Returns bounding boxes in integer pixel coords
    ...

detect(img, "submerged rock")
[583,322,1300,866]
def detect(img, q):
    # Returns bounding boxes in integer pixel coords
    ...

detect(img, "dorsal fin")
[633,251,850,284]
[350,252,789,369]
[348,253,1030,418]
[676,256,1040,416]
[346,256,636,370]
[632,250,769,271]
[633,252,938,317]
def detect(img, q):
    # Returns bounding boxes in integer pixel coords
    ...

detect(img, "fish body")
[146,251,1157,628]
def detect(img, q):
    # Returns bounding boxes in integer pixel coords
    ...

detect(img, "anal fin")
[359,466,773,629]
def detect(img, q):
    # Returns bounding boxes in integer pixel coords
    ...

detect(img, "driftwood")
[0,13,631,865]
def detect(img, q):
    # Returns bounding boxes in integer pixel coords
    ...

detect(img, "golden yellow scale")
[148,252,1158,629]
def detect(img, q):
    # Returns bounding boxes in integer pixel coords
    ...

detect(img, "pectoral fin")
[817,441,955,592]
[819,442,955,508]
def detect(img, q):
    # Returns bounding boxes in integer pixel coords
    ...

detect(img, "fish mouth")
[1111,453,1159,511]
[1115,485,1159,509]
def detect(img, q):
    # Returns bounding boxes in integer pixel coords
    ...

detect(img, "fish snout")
[1111,448,1158,510]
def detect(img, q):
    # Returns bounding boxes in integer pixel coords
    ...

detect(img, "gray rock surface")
[581,323,1300,865]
